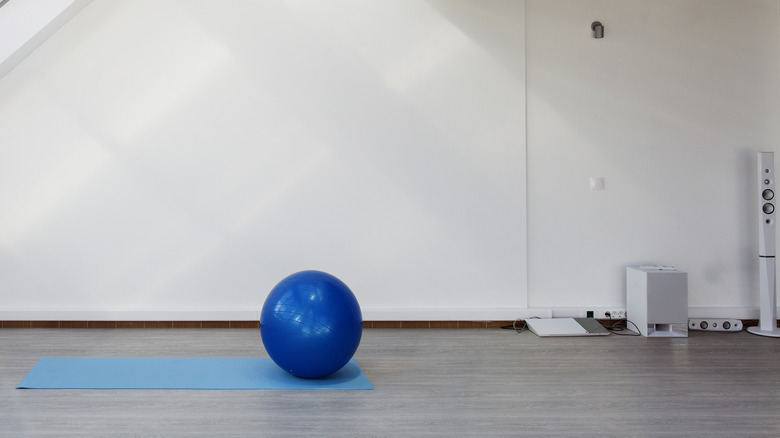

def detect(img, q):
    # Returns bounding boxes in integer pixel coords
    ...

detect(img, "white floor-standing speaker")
[748,152,780,337]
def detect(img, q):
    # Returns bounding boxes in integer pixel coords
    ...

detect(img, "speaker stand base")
[747,326,780,338]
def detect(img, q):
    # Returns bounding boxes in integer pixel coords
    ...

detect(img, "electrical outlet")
[587,309,626,319]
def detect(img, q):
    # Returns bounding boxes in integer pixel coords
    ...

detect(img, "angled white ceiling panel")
[0,0,92,79]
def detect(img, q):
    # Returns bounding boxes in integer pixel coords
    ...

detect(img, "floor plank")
[1,328,779,437]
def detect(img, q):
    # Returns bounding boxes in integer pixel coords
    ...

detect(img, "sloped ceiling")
[0,0,92,79]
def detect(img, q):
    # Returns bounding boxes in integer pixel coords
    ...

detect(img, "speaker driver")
[764,189,775,200]
[763,203,775,214]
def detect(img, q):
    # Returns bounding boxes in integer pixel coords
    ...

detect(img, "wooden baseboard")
[363,321,513,328]
[0,320,516,329]
[3,320,774,329]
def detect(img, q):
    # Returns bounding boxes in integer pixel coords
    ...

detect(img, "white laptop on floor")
[525,318,610,337]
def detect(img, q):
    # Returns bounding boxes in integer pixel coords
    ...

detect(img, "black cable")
[501,316,542,333]
[502,314,640,336]
[605,315,641,336]
[501,318,527,333]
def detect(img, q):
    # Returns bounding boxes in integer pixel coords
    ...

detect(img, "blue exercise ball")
[260,270,363,378]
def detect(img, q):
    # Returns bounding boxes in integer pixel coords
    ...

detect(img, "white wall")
[0,0,527,321]
[2,0,779,322]
[526,0,780,317]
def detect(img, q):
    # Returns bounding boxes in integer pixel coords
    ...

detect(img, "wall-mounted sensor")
[591,21,604,39]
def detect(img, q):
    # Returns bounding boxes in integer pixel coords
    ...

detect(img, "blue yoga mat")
[17,357,372,390]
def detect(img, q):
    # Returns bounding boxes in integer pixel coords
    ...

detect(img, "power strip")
[688,319,742,332]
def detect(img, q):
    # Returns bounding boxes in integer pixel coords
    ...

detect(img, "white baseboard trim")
[686,307,769,319]
[361,308,550,321]
[548,307,776,320]
[0,309,260,321]
[0,307,773,322]
[0,307,545,322]
[551,307,772,320]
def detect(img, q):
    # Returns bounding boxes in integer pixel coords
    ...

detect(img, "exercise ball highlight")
[260,270,363,378]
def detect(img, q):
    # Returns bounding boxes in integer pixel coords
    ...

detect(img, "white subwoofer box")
[626,266,688,337]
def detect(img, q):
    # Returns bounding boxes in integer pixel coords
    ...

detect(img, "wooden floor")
[1,328,780,437]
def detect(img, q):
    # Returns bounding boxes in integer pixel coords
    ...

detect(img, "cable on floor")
[605,314,641,336]
[502,315,641,336]
[501,317,542,333]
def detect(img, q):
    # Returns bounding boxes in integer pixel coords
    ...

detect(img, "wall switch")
[590,176,605,190]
